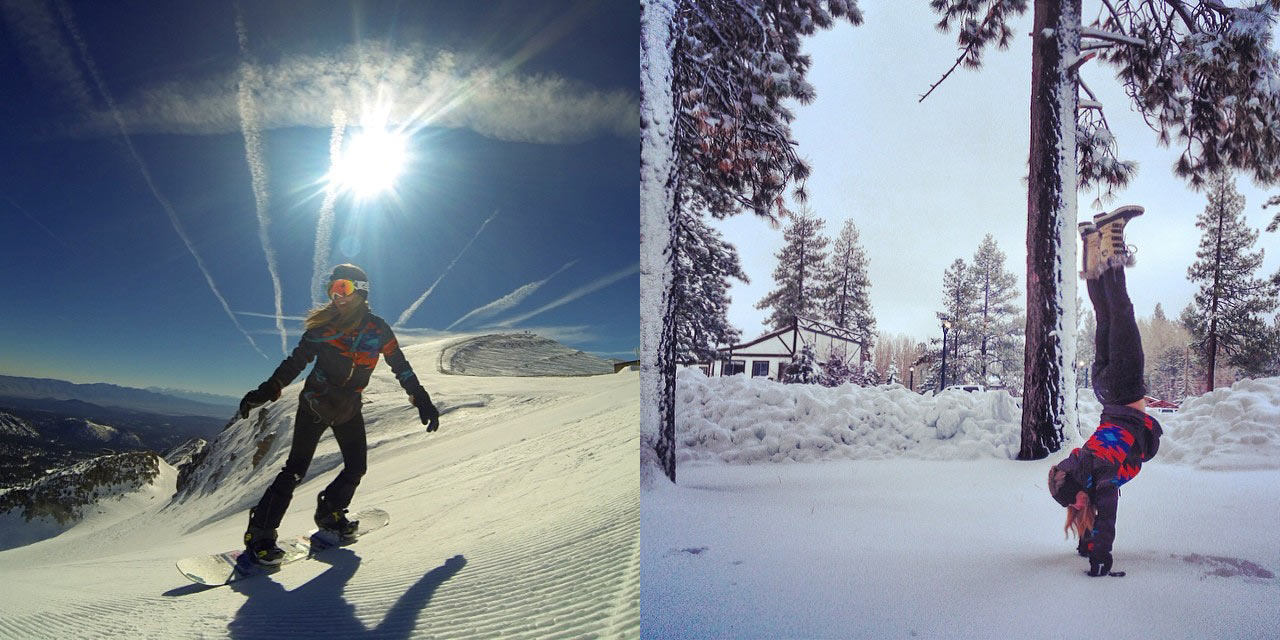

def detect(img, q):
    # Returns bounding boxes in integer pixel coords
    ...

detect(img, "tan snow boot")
[1093,205,1144,270]
[1078,222,1102,279]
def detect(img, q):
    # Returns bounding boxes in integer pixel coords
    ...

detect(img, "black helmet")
[1048,450,1085,508]
[328,263,369,299]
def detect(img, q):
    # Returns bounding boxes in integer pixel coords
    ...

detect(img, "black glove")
[1076,531,1092,558]
[1088,552,1113,577]
[413,392,440,432]
[239,379,281,419]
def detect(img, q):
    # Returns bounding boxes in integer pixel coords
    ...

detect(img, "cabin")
[1143,396,1180,415]
[681,316,865,381]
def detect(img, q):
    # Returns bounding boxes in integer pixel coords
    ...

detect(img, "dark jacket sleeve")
[1090,482,1119,558]
[379,323,429,401]
[267,332,319,389]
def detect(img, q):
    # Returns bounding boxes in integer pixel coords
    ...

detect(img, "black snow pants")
[1086,266,1147,406]
[248,404,367,533]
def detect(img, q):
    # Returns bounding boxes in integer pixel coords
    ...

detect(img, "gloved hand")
[1076,531,1092,558]
[239,379,281,419]
[1088,552,1113,577]
[412,392,440,432]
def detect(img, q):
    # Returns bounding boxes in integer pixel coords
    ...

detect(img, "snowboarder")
[1048,205,1163,577]
[237,263,440,565]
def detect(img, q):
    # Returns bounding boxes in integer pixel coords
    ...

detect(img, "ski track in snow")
[0,337,638,639]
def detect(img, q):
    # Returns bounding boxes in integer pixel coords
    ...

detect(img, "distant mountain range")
[0,375,235,419]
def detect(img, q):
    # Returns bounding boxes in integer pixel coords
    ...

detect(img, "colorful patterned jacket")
[266,311,429,418]
[1068,404,1163,559]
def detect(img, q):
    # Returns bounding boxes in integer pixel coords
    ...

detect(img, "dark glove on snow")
[239,380,281,419]
[413,393,440,432]
[1088,552,1113,577]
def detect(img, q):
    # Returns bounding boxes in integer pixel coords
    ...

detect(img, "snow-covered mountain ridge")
[439,333,616,376]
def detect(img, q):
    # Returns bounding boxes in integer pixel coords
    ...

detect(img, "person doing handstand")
[1048,205,1164,577]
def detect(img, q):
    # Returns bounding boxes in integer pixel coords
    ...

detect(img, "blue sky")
[716,3,1280,344]
[0,0,637,397]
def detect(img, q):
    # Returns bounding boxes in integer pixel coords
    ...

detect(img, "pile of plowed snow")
[674,369,1280,470]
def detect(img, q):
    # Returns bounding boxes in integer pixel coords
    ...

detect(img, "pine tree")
[1183,172,1280,389]
[1077,306,1096,390]
[969,235,1023,387]
[819,351,854,387]
[930,0,1280,460]
[757,208,830,329]
[821,219,876,358]
[861,359,881,386]
[673,211,748,362]
[640,0,863,482]
[885,361,900,386]
[784,344,819,384]
[938,258,979,385]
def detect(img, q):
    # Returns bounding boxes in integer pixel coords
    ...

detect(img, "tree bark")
[1020,0,1081,460]
[640,0,679,483]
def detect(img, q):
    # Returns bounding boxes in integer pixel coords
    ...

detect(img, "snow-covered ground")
[642,371,1280,638]
[0,336,638,639]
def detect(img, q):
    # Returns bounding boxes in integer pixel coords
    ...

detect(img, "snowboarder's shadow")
[227,549,467,639]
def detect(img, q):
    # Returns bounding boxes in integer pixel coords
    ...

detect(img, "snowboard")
[176,508,390,586]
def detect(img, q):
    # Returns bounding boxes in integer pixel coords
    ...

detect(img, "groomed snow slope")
[643,372,1280,638]
[0,336,639,639]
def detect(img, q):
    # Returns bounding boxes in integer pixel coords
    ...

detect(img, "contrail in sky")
[51,0,266,358]
[234,2,287,356]
[2,191,76,254]
[312,108,347,306]
[445,260,576,330]
[395,209,500,328]
[494,263,638,328]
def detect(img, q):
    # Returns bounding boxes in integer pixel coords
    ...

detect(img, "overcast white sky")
[716,2,1280,346]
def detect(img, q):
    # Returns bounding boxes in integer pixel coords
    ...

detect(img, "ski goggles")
[328,278,369,298]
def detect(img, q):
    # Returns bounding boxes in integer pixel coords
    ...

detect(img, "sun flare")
[328,127,409,198]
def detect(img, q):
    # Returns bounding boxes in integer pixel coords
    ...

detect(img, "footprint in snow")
[669,546,709,556]
[1173,553,1275,581]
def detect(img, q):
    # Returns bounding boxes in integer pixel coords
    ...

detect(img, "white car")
[944,384,986,393]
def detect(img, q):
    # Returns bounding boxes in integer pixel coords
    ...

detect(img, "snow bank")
[675,368,1023,463]
[1157,376,1280,471]
[676,369,1280,469]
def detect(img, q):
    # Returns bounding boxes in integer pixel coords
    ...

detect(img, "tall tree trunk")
[640,0,678,483]
[1020,0,1080,460]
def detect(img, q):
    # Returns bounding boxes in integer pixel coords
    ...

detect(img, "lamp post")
[909,366,915,392]
[940,318,952,392]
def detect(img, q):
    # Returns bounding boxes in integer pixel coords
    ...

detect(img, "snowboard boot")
[315,492,359,540]
[1093,204,1144,271]
[244,524,284,566]
[1077,222,1102,280]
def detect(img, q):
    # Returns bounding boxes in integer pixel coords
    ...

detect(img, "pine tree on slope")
[1182,172,1280,389]
[757,208,830,330]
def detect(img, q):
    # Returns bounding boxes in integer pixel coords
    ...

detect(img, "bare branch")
[919,48,971,103]
[1161,0,1200,33]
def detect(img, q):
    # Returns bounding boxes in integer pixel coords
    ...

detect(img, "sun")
[328,127,409,199]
